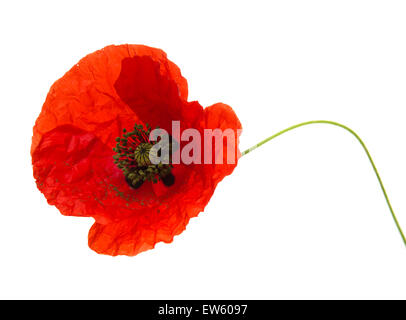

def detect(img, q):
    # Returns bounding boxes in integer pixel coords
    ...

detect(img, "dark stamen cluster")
[113,123,174,188]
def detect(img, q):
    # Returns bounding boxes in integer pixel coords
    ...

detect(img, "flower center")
[113,123,174,189]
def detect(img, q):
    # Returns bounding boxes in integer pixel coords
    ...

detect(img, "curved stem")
[241,120,406,246]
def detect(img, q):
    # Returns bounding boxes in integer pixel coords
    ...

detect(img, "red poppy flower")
[31,44,242,256]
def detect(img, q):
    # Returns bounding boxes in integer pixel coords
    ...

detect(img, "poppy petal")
[32,124,161,223]
[204,102,242,179]
[88,207,190,256]
[114,56,203,132]
[32,44,188,155]
[86,104,242,256]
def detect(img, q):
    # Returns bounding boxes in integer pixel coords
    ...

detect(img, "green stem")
[241,120,406,246]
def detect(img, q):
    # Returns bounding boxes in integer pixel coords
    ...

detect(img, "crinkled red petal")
[87,103,242,256]
[32,44,188,155]
[114,55,203,132]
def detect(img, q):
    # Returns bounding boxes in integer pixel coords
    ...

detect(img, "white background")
[1,0,406,299]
